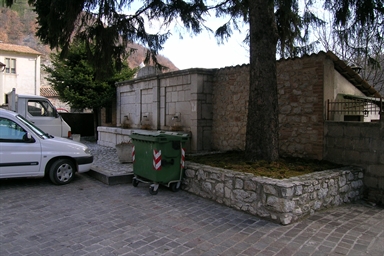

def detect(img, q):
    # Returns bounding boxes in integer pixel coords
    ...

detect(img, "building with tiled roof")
[40,86,70,112]
[40,86,59,97]
[0,42,41,55]
[0,42,41,105]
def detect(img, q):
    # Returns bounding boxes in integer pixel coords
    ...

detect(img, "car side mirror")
[23,132,36,143]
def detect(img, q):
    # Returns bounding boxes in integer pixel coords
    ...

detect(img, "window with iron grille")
[326,97,383,122]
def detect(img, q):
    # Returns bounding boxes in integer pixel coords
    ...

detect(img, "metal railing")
[326,97,383,121]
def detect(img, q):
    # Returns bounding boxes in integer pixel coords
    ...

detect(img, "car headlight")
[84,147,92,155]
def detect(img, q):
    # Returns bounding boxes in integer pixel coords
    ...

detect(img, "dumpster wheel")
[170,181,181,192]
[133,176,160,195]
[149,184,159,195]
[132,178,139,187]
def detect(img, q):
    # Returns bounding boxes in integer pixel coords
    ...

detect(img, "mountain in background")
[0,1,179,73]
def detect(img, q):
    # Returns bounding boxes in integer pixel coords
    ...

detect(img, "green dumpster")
[129,131,189,195]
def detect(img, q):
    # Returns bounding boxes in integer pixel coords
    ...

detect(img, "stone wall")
[211,54,327,159]
[277,55,325,160]
[325,121,384,204]
[97,126,134,148]
[116,69,214,153]
[212,66,249,151]
[109,52,362,159]
[97,126,192,152]
[183,163,364,225]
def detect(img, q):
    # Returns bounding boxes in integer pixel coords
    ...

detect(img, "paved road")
[1,142,384,256]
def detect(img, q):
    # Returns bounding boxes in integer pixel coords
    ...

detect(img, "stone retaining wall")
[325,121,384,204]
[183,163,364,225]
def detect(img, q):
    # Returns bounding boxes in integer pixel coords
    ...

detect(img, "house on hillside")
[98,51,382,159]
[0,42,41,105]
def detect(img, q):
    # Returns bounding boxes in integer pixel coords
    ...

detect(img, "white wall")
[335,72,380,121]
[334,71,366,96]
[0,52,40,105]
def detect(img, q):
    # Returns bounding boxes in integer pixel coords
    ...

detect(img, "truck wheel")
[49,159,75,185]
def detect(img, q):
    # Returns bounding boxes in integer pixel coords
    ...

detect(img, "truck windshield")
[16,114,51,139]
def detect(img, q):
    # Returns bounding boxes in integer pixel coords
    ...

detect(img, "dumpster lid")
[131,130,189,137]
[129,130,189,142]
[158,131,189,137]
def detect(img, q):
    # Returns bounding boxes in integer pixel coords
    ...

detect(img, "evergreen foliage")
[44,39,136,110]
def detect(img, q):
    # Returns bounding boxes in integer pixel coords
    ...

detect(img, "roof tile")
[0,42,41,55]
[40,86,59,97]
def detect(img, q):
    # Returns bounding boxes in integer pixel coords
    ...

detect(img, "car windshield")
[16,114,51,139]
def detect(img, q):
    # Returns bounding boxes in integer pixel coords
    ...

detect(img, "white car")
[0,108,93,185]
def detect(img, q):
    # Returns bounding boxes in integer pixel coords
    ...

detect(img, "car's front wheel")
[49,159,75,185]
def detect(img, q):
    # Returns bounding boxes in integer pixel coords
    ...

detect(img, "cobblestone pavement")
[1,140,384,256]
[83,138,133,177]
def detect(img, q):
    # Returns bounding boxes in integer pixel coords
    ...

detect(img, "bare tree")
[315,4,384,94]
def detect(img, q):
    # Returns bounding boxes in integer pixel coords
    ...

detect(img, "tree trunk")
[245,0,279,162]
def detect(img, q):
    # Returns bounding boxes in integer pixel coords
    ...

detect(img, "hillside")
[0,2,179,72]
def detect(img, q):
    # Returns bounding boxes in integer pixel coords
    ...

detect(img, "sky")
[124,2,250,70]
[158,28,250,70]
[125,2,326,71]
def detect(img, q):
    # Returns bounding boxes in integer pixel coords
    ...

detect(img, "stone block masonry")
[325,121,384,204]
[115,52,349,159]
[183,163,364,225]
[211,53,328,159]
[116,68,214,153]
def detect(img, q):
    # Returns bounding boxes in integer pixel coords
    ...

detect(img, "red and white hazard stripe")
[132,145,135,163]
[153,149,162,171]
[180,148,185,169]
